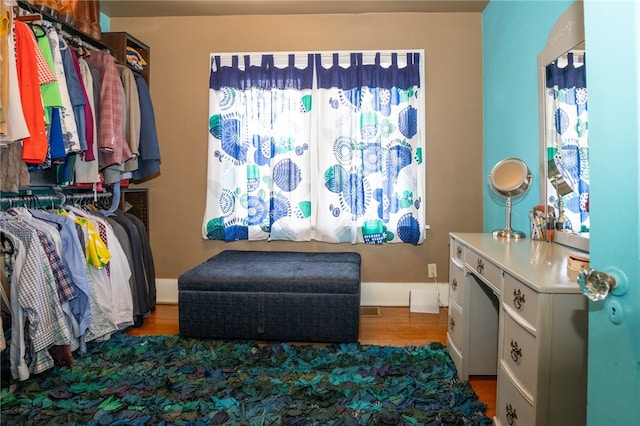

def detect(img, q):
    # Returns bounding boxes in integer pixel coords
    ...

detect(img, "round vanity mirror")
[489,158,532,239]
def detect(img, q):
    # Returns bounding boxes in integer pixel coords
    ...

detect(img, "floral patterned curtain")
[204,54,315,241]
[203,51,425,244]
[314,52,425,244]
[545,52,589,234]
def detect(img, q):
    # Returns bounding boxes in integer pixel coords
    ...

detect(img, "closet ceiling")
[99,0,489,18]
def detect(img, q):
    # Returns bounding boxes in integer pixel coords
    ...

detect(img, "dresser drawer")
[449,262,465,307]
[502,310,538,400]
[447,301,464,350]
[504,273,539,330]
[465,248,502,294]
[497,365,535,426]
[447,335,465,379]
[450,237,465,267]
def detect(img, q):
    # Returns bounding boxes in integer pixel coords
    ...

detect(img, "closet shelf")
[16,0,109,51]
[101,32,151,86]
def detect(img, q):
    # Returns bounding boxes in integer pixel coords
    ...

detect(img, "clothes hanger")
[99,181,121,217]
[28,22,49,39]
[53,187,67,209]
[15,13,42,23]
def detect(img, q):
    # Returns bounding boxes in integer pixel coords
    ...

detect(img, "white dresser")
[448,233,588,426]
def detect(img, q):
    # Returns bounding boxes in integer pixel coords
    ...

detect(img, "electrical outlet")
[428,263,437,278]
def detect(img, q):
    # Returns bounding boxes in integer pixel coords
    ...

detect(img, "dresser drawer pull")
[506,403,518,425]
[513,288,526,309]
[476,258,485,274]
[449,318,456,332]
[510,339,523,363]
[456,246,463,258]
[451,278,458,290]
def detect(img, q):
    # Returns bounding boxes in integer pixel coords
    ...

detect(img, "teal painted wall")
[482,0,573,235]
[484,1,640,424]
[100,12,109,32]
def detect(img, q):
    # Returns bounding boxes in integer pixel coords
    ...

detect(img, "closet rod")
[0,191,112,206]
[35,19,100,52]
[61,32,99,52]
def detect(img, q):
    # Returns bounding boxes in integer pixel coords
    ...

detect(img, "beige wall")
[109,12,484,283]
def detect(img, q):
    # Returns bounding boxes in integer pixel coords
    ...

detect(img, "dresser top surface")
[450,233,584,293]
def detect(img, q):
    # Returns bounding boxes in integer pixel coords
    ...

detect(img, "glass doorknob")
[577,269,616,301]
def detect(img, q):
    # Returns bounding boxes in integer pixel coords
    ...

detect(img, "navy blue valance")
[315,52,421,90]
[210,52,422,91]
[210,54,315,90]
[546,52,587,89]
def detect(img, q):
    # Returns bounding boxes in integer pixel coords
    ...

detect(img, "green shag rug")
[0,334,491,425]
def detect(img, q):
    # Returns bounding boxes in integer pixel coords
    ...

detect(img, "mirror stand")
[493,196,525,239]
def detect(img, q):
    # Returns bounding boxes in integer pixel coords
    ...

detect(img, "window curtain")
[204,51,425,244]
[314,52,425,244]
[545,52,589,233]
[204,54,315,241]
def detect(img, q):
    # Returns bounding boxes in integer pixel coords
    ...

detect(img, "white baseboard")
[156,279,449,307]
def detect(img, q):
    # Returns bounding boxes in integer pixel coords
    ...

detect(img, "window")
[203,51,425,244]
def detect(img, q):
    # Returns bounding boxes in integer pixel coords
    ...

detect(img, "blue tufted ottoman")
[178,250,361,342]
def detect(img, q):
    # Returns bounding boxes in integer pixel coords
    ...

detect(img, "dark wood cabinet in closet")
[100,32,151,86]
[120,188,150,237]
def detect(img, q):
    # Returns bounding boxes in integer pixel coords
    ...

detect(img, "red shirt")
[14,21,48,164]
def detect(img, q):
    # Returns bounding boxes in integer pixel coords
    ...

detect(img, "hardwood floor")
[127,304,497,419]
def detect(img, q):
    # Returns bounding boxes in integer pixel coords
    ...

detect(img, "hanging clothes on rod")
[0,189,155,382]
[3,2,161,192]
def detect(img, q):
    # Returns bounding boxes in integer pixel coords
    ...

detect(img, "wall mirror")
[537,1,589,252]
